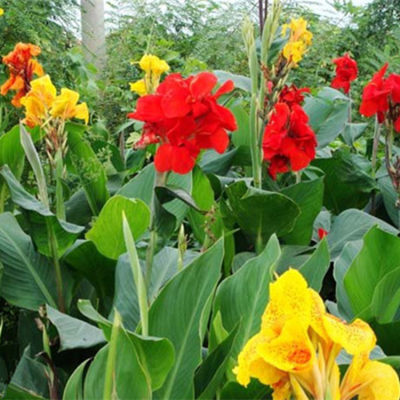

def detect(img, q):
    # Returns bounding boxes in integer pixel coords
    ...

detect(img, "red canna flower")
[129,72,237,174]
[318,228,328,239]
[359,63,391,123]
[279,84,310,107]
[1,43,44,107]
[331,53,358,94]
[262,102,317,179]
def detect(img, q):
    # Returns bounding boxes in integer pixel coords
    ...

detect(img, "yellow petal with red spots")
[323,315,376,355]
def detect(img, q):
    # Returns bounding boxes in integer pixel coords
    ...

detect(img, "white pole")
[81,0,106,72]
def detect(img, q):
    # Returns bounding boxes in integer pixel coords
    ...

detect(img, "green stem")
[0,184,7,213]
[103,312,121,400]
[371,116,381,177]
[54,150,65,220]
[347,89,352,124]
[46,219,65,312]
[145,229,157,288]
[122,214,148,336]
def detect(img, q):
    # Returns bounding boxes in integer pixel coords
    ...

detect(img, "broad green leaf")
[83,327,151,399]
[327,209,398,259]
[281,178,324,245]
[47,305,105,351]
[0,213,58,310]
[225,181,300,245]
[63,240,115,301]
[334,241,362,320]
[220,380,270,400]
[78,300,175,391]
[211,235,280,356]
[372,267,400,324]
[231,105,250,148]
[299,239,330,291]
[304,87,350,148]
[342,122,368,146]
[313,150,376,214]
[378,173,400,228]
[370,320,400,355]
[66,123,109,215]
[199,149,237,175]
[344,227,400,320]
[195,325,239,400]
[149,240,224,399]
[214,70,251,92]
[3,348,49,400]
[62,359,90,400]
[86,195,150,259]
[0,165,84,257]
[0,125,26,177]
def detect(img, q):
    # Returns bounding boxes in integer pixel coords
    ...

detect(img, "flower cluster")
[360,63,400,131]
[262,85,316,179]
[1,43,44,107]
[130,54,170,96]
[331,53,358,94]
[282,18,312,66]
[128,72,237,174]
[21,75,89,128]
[234,269,400,400]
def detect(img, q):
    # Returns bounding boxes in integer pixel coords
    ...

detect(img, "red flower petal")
[190,72,218,99]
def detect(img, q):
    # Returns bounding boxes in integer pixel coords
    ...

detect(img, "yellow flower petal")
[139,54,169,75]
[234,332,285,387]
[258,319,315,372]
[130,79,147,96]
[262,269,312,333]
[357,360,400,400]
[272,378,292,400]
[51,88,88,123]
[323,315,376,355]
[0,8,4,16]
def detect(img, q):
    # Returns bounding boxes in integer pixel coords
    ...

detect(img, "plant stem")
[54,150,65,220]
[370,117,381,215]
[122,215,148,336]
[0,184,7,213]
[103,312,121,400]
[347,89,352,124]
[145,229,157,287]
[46,219,65,312]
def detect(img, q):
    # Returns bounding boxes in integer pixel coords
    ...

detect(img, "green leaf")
[299,239,330,291]
[63,240,115,301]
[77,300,175,391]
[66,123,109,215]
[0,165,84,257]
[342,122,368,146]
[304,87,350,148]
[62,359,90,400]
[231,105,250,148]
[0,212,58,310]
[378,173,400,228]
[86,195,150,260]
[83,326,151,399]
[195,325,239,400]
[214,70,251,92]
[0,125,26,177]
[149,240,224,399]
[327,209,398,259]
[225,181,300,245]
[281,178,324,245]
[220,380,270,400]
[371,267,400,324]
[344,227,400,320]
[3,348,49,400]
[155,185,204,213]
[112,247,180,331]
[313,150,376,214]
[211,235,280,356]
[47,305,105,351]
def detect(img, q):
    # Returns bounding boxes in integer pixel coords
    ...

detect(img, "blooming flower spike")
[331,53,358,94]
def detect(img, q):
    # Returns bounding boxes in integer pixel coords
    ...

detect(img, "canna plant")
[1,1,400,399]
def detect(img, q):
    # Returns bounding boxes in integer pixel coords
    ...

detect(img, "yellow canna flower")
[21,75,56,127]
[0,8,4,16]
[282,17,312,66]
[130,79,147,96]
[50,88,89,124]
[233,269,400,400]
[139,54,169,75]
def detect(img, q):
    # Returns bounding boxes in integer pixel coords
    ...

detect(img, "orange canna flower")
[1,43,44,107]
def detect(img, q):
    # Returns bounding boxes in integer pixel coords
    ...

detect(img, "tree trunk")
[81,0,106,72]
